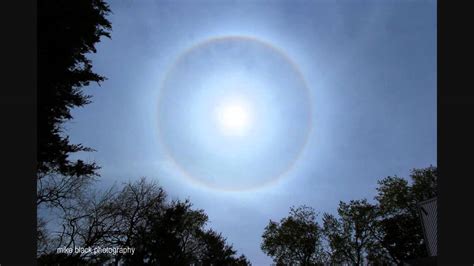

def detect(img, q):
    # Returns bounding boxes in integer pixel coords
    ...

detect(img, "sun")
[215,99,253,137]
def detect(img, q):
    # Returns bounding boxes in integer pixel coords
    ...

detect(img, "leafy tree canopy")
[261,166,437,265]
[375,165,437,263]
[322,199,379,265]
[261,206,325,266]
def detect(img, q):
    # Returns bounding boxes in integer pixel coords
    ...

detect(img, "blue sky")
[67,0,436,264]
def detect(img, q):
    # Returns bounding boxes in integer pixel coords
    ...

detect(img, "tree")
[122,193,251,265]
[322,199,379,265]
[261,206,325,266]
[37,186,119,264]
[197,229,252,266]
[108,178,167,265]
[38,1,112,258]
[374,165,437,263]
[38,178,250,265]
[37,0,112,208]
[198,229,235,264]
[124,199,208,265]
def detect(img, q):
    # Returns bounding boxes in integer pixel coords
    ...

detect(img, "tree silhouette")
[108,178,167,265]
[37,0,112,208]
[124,197,251,265]
[260,166,437,265]
[124,199,208,265]
[38,178,250,265]
[322,199,379,265]
[374,165,437,263]
[198,229,252,266]
[261,206,325,266]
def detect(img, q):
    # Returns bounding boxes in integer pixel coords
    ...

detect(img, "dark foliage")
[37,0,113,259]
[261,166,437,265]
[124,199,208,265]
[375,165,438,263]
[123,196,251,265]
[38,179,250,266]
[198,229,251,266]
[38,0,111,179]
[261,206,325,265]
[37,253,88,266]
[322,199,379,265]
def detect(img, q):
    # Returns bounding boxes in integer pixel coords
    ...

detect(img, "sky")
[66,0,436,264]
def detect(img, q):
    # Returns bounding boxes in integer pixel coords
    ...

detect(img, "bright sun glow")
[215,100,253,136]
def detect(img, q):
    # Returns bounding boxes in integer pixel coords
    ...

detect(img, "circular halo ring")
[157,35,313,192]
